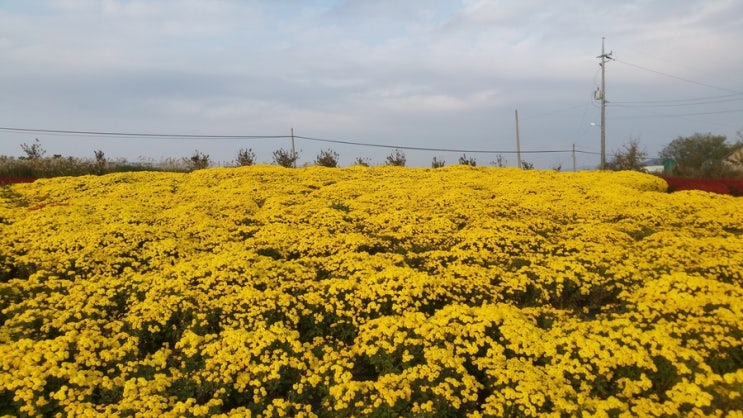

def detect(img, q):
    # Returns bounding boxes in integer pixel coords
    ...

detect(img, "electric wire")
[613,58,743,95]
[609,108,743,120]
[295,135,599,155]
[0,126,600,156]
[611,93,743,105]
[0,126,289,140]
[611,97,743,108]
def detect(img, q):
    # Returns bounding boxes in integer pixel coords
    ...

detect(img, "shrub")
[458,154,476,166]
[187,150,210,171]
[385,149,406,166]
[315,149,339,168]
[491,154,507,167]
[236,148,256,166]
[353,157,371,167]
[607,139,647,171]
[273,148,299,168]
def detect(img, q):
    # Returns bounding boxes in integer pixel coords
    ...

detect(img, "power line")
[0,125,600,155]
[295,135,599,155]
[611,97,743,108]
[610,108,743,120]
[0,126,289,140]
[613,58,743,95]
[611,92,743,105]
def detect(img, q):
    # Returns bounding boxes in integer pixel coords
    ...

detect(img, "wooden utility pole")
[291,128,296,168]
[572,143,577,172]
[515,109,522,169]
[597,37,613,170]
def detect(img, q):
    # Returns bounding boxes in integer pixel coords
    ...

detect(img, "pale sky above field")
[1,0,742,168]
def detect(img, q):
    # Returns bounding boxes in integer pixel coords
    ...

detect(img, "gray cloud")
[1,0,741,168]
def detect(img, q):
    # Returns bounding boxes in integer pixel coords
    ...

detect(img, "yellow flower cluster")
[1,165,742,416]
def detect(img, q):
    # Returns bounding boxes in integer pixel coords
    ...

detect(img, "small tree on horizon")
[490,154,507,168]
[431,156,445,168]
[94,149,106,175]
[315,149,340,167]
[20,138,46,160]
[236,148,256,166]
[187,150,210,171]
[385,149,406,166]
[273,148,299,168]
[353,157,371,167]
[607,139,647,171]
[458,154,477,166]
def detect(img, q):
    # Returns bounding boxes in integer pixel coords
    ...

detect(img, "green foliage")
[236,148,256,166]
[187,150,210,171]
[659,132,742,177]
[431,157,445,168]
[315,149,339,168]
[385,149,406,166]
[458,154,476,166]
[521,161,534,170]
[273,148,299,168]
[607,139,647,171]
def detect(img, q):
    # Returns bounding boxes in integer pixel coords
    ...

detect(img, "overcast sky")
[1,0,742,168]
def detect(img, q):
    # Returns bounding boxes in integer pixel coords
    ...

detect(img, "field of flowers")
[1,165,742,417]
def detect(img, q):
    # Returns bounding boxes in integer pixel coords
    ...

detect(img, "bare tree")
[94,149,106,174]
[490,154,507,167]
[607,139,647,171]
[273,148,299,168]
[458,154,477,166]
[187,150,210,171]
[236,148,256,166]
[21,138,46,160]
[385,149,406,166]
[315,149,340,167]
[353,157,371,167]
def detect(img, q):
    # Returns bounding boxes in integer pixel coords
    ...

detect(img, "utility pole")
[597,37,613,170]
[291,127,296,168]
[514,109,522,169]
[572,143,576,172]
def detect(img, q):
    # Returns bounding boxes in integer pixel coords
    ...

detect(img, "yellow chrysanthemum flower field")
[1,165,742,417]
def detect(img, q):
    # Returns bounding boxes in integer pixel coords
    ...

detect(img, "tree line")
[0,140,523,178]
[2,131,742,178]
[607,131,743,178]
